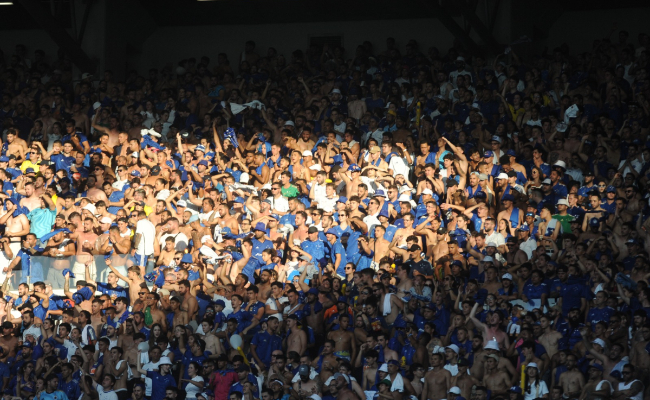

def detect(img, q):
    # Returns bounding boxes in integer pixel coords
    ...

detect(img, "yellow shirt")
[20,160,41,173]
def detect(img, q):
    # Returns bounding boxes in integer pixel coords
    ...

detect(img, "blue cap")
[518,225,530,232]
[215,299,226,308]
[22,342,34,349]
[181,253,193,263]
[387,359,400,366]
[589,217,600,227]
[474,191,486,199]
[423,303,436,310]
[374,189,385,197]
[195,145,206,153]
[337,196,348,203]
[198,160,209,167]
[234,197,245,204]
[606,186,616,193]
[254,222,266,232]
[25,167,35,174]
[268,214,279,220]
[508,387,523,394]
[501,194,515,203]
[484,150,494,158]
[131,170,141,177]
[348,164,361,172]
[337,296,348,304]
[378,209,389,218]
[451,260,463,267]
[506,149,516,157]
[0,156,8,162]
[307,288,319,295]
[189,214,200,223]
[61,269,75,278]
[325,228,339,237]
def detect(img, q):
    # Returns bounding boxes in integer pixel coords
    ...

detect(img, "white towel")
[382,293,393,316]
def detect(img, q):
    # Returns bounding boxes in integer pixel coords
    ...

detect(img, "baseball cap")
[369,146,381,154]
[446,344,459,354]
[496,173,508,180]
[557,198,569,206]
[491,135,502,144]
[486,242,497,248]
[177,200,187,207]
[542,178,552,185]
[299,364,310,376]
[606,186,616,193]
[302,150,313,157]
[484,150,494,158]
[449,387,461,395]
[337,197,348,204]
[347,164,361,172]
[254,222,266,232]
[501,273,513,281]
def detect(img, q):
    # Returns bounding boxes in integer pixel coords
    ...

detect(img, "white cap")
[557,198,569,206]
[82,204,96,214]
[147,128,161,138]
[486,242,497,248]
[456,56,465,62]
[553,160,566,169]
[422,189,434,195]
[331,88,341,94]
[239,173,250,184]
[542,178,552,185]
[484,340,500,351]
[527,362,539,371]
[310,395,322,400]
[497,173,508,180]
[449,387,461,395]
[93,102,102,110]
[378,363,388,372]
[592,338,606,348]
[309,164,321,171]
[491,135,502,143]
[398,194,411,202]
[501,273,513,281]
[177,200,187,207]
[159,356,172,366]
[99,216,112,224]
[446,344,459,354]
[284,121,295,127]
[302,150,313,157]
[131,152,139,158]
[482,256,494,263]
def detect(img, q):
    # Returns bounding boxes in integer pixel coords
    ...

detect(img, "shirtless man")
[156,237,177,267]
[395,264,413,298]
[296,129,315,153]
[454,360,480,399]
[422,352,451,400]
[5,129,27,161]
[360,349,379,390]
[92,108,121,147]
[539,314,563,359]
[106,261,144,307]
[70,217,99,285]
[312,340,338,383]
[339,165,363,198]
[179,279,198,321]
[469,303,509,351]
[20,182,41,212]
[284,314,307,356]
[375,282,403,324]
[169,296,189,328]
[482,355,510,398]
[291,212,309,242]
[393,213,417,248]
[629,323,650,381]
[0,199,30,275]
[327,314,357,362]
[558,353,585,399]
[370,225,391,267]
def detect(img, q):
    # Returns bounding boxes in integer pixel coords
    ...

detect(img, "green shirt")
[552,214,575,234]
[281,184,299,198]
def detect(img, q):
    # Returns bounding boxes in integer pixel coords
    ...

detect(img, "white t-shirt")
[96,384,119,400]
[161,232,189,251]
[142,360,161,396]
[388,156,410,178]
[185,376,205,399]
[270,196,289,213]
[135,219,156,255]
[523,380,549,400]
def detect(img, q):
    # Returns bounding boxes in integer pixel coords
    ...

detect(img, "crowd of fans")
[0,28,649,400]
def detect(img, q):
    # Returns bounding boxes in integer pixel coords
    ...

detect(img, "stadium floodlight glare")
[0,1,14,5]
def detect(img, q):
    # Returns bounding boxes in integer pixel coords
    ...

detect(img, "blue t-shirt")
[251,330,283,367]
[147,371,177,400]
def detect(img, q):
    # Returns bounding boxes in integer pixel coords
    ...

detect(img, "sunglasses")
[138,292,146,295]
